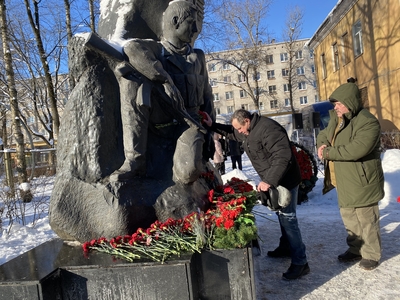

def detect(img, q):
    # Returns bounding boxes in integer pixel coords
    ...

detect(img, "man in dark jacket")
[203,109,309,280]
[317,82,384,270]
[228,139,243,170]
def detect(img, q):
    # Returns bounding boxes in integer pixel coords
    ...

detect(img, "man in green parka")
[317,82,384,271]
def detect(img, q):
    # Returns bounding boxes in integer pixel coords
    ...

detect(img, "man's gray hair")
[231,109,251,125]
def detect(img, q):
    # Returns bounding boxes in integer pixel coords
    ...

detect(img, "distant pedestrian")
[228,139,243,170]
[213,132,225,175]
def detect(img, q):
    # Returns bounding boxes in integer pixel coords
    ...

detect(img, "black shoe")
[338,250,362,262]
[282,263,310,280]
[267,247,291,258]
[359,259,379,270]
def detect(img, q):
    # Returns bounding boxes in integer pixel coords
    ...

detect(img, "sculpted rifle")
[83,32,204,132]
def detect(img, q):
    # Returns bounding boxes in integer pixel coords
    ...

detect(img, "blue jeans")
[276,186,307,265]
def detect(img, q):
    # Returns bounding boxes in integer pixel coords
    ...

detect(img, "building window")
[341,32,351,65]
[268,85,277,94]
[259,101,264,110]
[321,53,327,79]
[280,52,288,62]
[239,90,247,98]
[313,80,317,88]
[283,83,290,92]
[270,100,278,109]
[266,54,274,64]
[208,63,217,72]
[282,69,289,77]
[300,96,308,105]
[284,98,290,107]
[223,76,231,83]
[213,93,219,101]
[241,104,249,110]
[267,70,275,79]
[210,78,217,87]
[225,91,234,100]
[332,42,339,71]
[253,72,261,81]
[296,66,305,75]
[298,82,306,90]
[222,61,230,70]
[216,107,221,115]
[352,20,363,57]
[238,74,245,83]
[227,106,234,114]
[311,64,315,73]
[295,50,303,60]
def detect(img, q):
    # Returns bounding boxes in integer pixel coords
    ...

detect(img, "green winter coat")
[316,83,384,208]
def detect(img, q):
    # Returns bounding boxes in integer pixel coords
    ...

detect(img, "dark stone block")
[50,1,212,243]
[0,238,257,300]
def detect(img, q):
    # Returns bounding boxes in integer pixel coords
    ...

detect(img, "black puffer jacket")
[212,113,301,190]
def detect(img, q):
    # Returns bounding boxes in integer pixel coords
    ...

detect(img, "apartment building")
[205,39,319,119]
[308,0,400,132]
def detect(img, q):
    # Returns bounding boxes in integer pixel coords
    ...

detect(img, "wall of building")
[205,39,319,117]
[310,0,400,131]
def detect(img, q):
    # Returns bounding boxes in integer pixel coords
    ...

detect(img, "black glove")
[257,186,292,211]
[257,188,281,211]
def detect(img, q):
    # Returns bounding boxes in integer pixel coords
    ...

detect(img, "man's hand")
[318,145,327,160]
[201,111,213,127]
[257,181,271,192]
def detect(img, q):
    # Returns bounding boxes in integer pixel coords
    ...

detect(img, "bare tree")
[22,0,60,141]
[64,0,75,90]
[0,0,33,202]
[206,0,273,113]
[88,0,96,32]
[281,6,305,113]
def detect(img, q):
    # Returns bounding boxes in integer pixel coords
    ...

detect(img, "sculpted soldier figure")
[50,0,216,242]
[110,0,215,184]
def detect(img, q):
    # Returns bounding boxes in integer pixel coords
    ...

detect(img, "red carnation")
[207,189,215,202]
[198,110,207,124]
[224,219,235,230]
[82,242,90,252]
[223,186,235,194]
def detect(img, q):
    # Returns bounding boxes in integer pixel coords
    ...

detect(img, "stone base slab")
[0,238,258,299]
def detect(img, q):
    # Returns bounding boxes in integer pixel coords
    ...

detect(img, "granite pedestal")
[0,238,258,299]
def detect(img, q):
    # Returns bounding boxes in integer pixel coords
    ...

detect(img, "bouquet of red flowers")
[83,178,258,263]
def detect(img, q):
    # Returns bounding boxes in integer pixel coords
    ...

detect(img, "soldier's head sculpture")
[162,1,198,47]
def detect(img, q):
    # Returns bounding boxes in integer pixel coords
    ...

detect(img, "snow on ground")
[223,150,400,300]
[1,150,400,299]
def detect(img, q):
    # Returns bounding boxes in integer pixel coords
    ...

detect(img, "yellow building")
[308,0,400,131]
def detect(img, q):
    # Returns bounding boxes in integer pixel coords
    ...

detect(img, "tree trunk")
[0,0,32,202]
[23,0,60,142]
[88,0,96,32]
[64,0,75,90]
